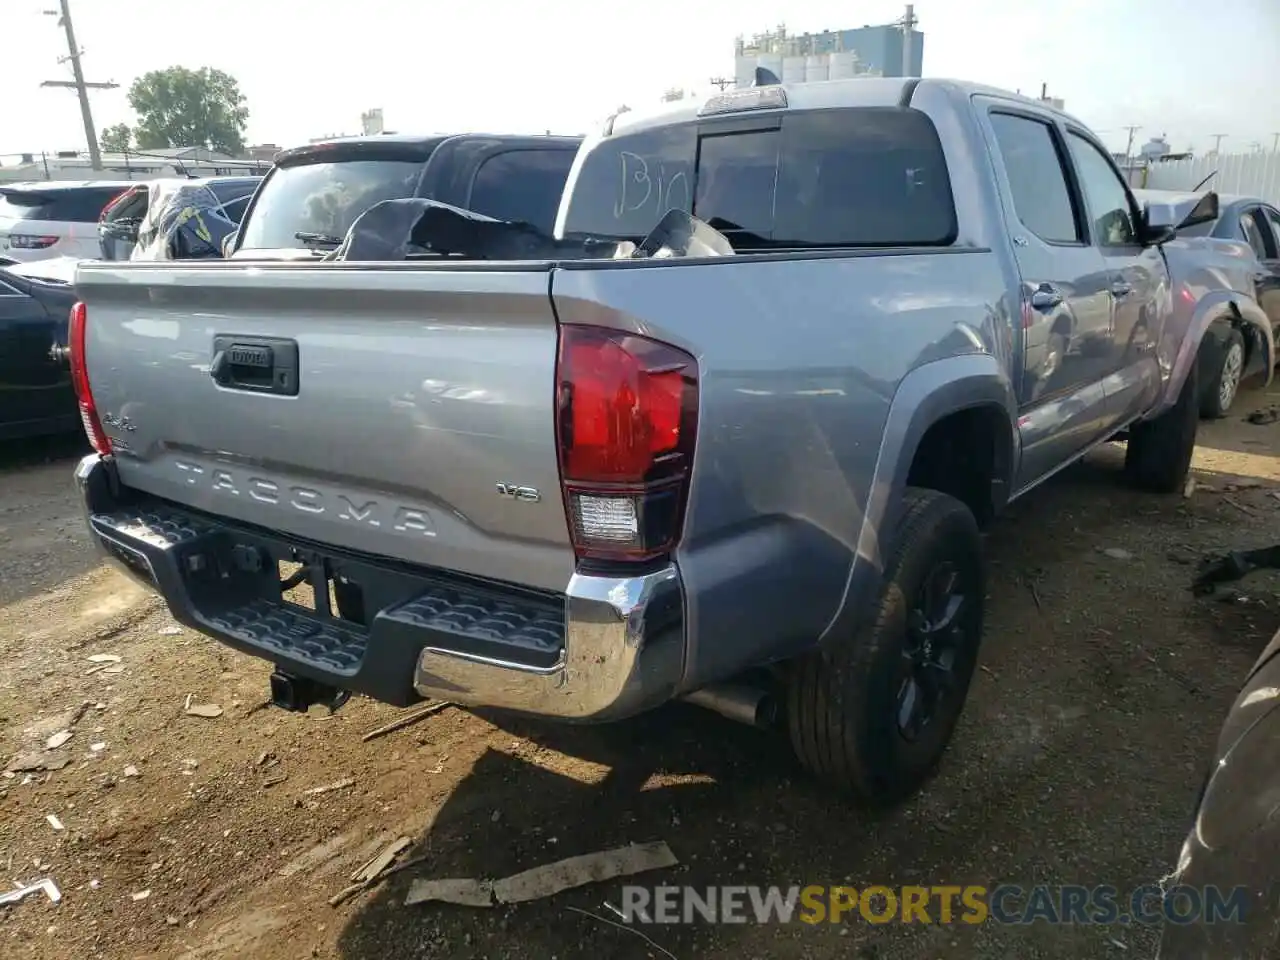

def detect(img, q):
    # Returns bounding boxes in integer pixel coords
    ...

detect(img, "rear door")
[976,102,1114,488]
[1251,206,1280,339]
[0,274,73,434]
[1062,128,1167,425]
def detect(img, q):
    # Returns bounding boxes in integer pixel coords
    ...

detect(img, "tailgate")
[75,262,574,592]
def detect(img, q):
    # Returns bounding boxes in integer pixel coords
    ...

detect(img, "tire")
[786,488,985,806]
[1125,356,1200,493]
[1199,328,1245,419]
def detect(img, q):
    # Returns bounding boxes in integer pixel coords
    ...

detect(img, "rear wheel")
[1200,328,1245,419]
[1125,358,1200,493]
[786,488,985,806]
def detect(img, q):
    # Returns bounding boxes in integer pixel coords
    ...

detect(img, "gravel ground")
[3,387,1280,960]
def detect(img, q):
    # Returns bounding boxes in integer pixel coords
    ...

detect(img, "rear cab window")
[466,149,577,235]
[558,107,957,249]
[236,159,423,250]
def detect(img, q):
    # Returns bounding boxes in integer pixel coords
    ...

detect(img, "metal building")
[733,5,923,87]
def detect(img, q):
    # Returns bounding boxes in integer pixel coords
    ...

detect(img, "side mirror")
[221,230,238,258]
[1140,205,1179,247]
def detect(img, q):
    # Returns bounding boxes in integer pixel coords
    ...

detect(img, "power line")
[39,0,118,171]
[709,77,733,91]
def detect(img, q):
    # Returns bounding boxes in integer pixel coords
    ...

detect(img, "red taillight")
[68,301,111,456]
[98,188,132,223]
[555,325,698,561]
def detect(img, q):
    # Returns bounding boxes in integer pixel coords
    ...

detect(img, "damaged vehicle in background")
[0,257,78,440]
[98,175,262,261]
[68,78,1271,807]
[223,132,583,259]
[1134,189,1280,417]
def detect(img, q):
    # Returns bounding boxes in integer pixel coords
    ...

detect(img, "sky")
[1,0,1278,161]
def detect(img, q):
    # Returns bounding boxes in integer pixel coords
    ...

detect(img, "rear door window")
[236,160,423,250]
[559,107,956,248]
[466,149,577,234]
[987,113,1081,244]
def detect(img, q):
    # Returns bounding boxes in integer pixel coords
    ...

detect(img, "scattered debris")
[98,665,125,675]
[1246,406,1279,425]
[328,837,417,906]
[1108,936,1129,950]
[404,841,678,907]
[361,701,455,742]
[1028,581,1042,611]
[131,889,151,902]
[45,730,73,750]
[262,774,287,788]
[567,905,678,960]
[184,703,224,719]
[303,778,354,797]
[89,742,106,753]
[1182,476,1196,498]
[1102,547,1133,561]
[351,837,412,884]
[158,626,183,636]
[86,654,122,664]
[0,878,62,907]
[1222,495,1257,517]
[46,814,65,831]
[1224,479,1264,492]
[123,765,140,778]
[24,703,92,742]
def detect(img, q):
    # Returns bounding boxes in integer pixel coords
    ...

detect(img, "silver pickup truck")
[69,78,1274,806]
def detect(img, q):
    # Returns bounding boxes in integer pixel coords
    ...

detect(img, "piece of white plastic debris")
[184,703,223,719]
[46,814,65,831]
[45,731,72,750]
[123,765,140,778]
[131,889,151,902]
[159,626,182,636]
[1102,547,1133,560]
[86,654,122,664]
[90,743,106,753]
[0,879,61,906]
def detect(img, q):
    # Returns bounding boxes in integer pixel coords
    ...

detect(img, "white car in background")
[0,181,130,263]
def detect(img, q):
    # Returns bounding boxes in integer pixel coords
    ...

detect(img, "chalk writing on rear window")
[615,152,691,220]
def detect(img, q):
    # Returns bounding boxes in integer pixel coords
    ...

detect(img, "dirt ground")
[4,387,1280,960]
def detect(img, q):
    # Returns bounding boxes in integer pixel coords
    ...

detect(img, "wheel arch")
[1156,292,1274,419]
[818,353,1017,645]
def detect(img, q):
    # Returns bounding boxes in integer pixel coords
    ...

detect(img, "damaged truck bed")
[69,77,1265,806]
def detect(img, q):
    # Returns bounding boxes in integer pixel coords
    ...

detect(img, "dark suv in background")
[226,133,582,258]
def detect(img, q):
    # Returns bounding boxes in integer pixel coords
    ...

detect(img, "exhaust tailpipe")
[684,683,776,729]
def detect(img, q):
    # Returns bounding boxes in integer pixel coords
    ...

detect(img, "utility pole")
[1122,125,1141,162]
[1272,132,1280,153]
[709,77,733,91]
[1209,133,1227,157]
[40,0,118,171]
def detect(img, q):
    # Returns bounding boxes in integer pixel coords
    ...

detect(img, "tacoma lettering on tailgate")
[173,460,436,536]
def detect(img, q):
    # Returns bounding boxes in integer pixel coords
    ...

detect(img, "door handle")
[1110,281,1132,298]
[1030,286,1064,310]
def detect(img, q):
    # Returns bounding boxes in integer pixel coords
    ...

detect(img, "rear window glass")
[236,160,422,250]
[0,186,126,223]
[467,149,576,234]
[559,107,956,248]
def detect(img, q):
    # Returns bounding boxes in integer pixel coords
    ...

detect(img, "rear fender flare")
[1155,292,1273,417]
[818,353,1018,643]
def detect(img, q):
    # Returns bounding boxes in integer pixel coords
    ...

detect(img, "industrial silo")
[782,56,807,82]
[829,50,859,80]
[805,54,829,82]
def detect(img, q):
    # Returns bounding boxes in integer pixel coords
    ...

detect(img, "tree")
[100,123,133,153]
[127,66,249,156]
